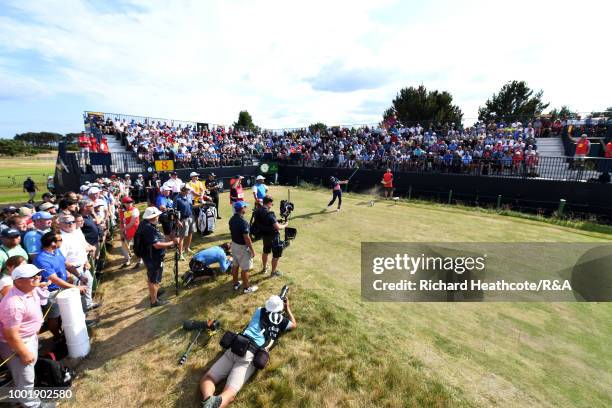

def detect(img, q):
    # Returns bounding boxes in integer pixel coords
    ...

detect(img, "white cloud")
[0,0,610,131]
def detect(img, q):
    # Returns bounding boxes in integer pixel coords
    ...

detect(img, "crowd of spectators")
[84,113,610,179]
[0,176,130,403]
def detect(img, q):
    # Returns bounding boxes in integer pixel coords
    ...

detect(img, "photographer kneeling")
[254,195,288,277]
[200,293,297,408]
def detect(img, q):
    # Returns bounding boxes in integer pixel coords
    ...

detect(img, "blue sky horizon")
[1,0,610,138]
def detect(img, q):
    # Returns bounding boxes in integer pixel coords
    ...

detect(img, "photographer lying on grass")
[200,293,297,408]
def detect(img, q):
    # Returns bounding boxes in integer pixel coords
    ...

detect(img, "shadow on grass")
[80,278,240,373]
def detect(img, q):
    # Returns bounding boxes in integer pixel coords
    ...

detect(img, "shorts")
[43,290,61,319]
[262,235,283,258]
[231,242,253,271]
[207,349,256,392]
[179,217,197,236]
[145,260,164,284]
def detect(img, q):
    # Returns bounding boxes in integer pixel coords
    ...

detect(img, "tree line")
[0,132,81,156]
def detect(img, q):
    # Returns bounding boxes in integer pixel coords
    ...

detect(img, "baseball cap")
[265,295,284,313]
[1,228,21,238]
[94,199,106,208]
[3,206,18,214]
[32,211,53,221]
[162,185,172,191]
[143,207,162,220]
[256,175,265,180]
[88,186,100,194]
[122,196,134,204]
[39,202,55,211]
[209,172,216,177]
[12,264,43,280]
[19,207,33,217]
[189,172,199,177]
[170,171,178,176]
[233,201,248,211]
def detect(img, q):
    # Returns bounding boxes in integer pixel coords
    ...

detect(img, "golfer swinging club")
[327,175,348,212]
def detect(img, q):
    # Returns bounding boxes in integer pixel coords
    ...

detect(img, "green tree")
[233,110,256,131]
[382,85,463,126]
[589,107,612,118]
[308,122,327,134]
[548,106,578,120]
[478,80,549,122]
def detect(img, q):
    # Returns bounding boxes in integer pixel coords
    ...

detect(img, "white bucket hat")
[265,295,284,313]
[143,207,162,220]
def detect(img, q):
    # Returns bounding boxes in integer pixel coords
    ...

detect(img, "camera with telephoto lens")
[165,208,180,222]
[279,200,294,220]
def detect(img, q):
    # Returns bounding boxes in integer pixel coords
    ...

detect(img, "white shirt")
[59,230,89,274]
[165,177,184,193]
[0,274,12,301]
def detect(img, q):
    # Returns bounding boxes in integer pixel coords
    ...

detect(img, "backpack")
[197,205,217,235]
[34,355,76,387]
[132,224,147,258]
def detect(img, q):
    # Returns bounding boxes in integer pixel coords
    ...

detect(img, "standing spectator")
[133,174,146,203]
[78,132,91,165]
[22,211,53,262]
[22,177,38,204]
[0,263,45,408]
[46,176,55,194]
[147,172,161,206]
[0,228,29,271]
[381,168,394,199]
[176,186,196,259]
[229,201,257,294]
[118,197,141,268]
[574,134,591,162]
[252,175,268,206]
[57,214,97,311]
[34,232,87,337]
[205,173,222,219]
[136,207,178,307]
[605,139,612,159]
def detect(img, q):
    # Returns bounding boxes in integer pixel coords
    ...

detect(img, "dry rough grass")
[65,187,612,407]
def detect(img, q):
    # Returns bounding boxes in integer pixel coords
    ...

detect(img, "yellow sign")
[154,160,175,172]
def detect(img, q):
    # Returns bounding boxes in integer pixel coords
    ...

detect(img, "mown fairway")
[0,155,55,204]
[68,186,612,408]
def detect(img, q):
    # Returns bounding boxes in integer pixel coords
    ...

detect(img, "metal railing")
[69,149,611,183]
[282,155,612,183]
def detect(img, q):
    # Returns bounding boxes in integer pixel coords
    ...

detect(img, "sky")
[0,0,610,137]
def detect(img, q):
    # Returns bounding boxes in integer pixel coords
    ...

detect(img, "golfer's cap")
[39,202,55,211]
[32,211,53,221]
[256,175,265,180]
[12,264,43,280]
[190,172,199,177]
[265,295,284,313]
[143,207,162,219]
[1,228,21,238]
[88,186,100,194]
[233,201,248,211]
